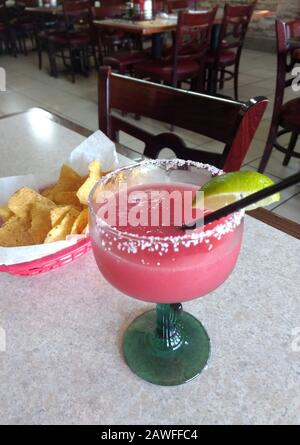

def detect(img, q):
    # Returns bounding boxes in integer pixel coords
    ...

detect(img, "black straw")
[182,171,300,230]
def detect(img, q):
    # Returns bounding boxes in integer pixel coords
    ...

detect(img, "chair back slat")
[175,8,217,60]
[98,67,268,172]
[62,0,92,26]
[269,20,296,126]
[219,1,256,51]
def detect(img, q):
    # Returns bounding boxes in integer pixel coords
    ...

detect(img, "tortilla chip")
[77,160,102,205]
[50,206,72,227]
[71,208,89,234]
[41,166,85,203]
[41,186,55,200]
[29,202,52,244]
[8,187,55,218]
[44,208,79,244]
[88,160,102,177]
[53,191,82,208]
[0,206,14,223]
[0,216,34,247]
[55,164,86,192]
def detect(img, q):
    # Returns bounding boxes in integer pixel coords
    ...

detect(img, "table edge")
[1,108,299,239]
[93,19,177,35]
[247,208,300,240]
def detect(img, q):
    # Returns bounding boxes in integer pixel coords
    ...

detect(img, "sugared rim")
[88,159,245,243]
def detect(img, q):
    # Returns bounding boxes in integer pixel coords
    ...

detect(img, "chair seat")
[293,48,300,61]
[49,32,91,47]
[134,59,200,82]
[279,98,300,131]
[13,21,35,32]
[38,29,63,40]
[206,50,236,66]
[103,50,149,72]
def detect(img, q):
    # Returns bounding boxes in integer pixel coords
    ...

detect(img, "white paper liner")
[0,235,87,265]
[0,130,119,266]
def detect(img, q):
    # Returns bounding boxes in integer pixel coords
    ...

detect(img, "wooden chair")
[94,5,148,74]
[93,5,130,58]
[206,1,256,99]
[289,20,300,64]
[0,0,17,55]
[36,15,66,71]
[258,20,300,172]
[46,0,98,83]
[133,8,218,91]
[98,66,268,172]
[12,0,38,55]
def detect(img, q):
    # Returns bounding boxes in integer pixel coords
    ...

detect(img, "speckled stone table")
[0,109,300,425]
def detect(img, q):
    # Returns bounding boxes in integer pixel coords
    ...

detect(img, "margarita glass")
[89,160,244,386]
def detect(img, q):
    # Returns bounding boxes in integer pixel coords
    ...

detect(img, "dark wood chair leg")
[258,124,279,173]
[233,54,241,101]
[79,48,87,75]
[23,36,27,56]
[210,66,218,95]
[191,65,205,93]
[9,29,18,57]
[83,48,90,75]
[206,66,213,93]
[92,44,98,69]
[37,38,42,70]
[283,131,299,166]
[17,38,22,54]
[48,43,58,78]
[3,33,10,54]
[219,67,225,90]
[60,48,68,68]
[69,48,76,83]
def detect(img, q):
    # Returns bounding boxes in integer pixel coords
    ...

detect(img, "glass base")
[123,306,210,386]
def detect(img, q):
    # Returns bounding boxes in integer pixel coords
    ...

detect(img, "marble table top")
[0,109,300,425]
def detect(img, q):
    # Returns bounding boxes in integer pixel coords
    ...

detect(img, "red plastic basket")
[0,236,91,276]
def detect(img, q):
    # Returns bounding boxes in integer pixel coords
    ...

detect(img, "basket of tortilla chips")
[0,160,105,276]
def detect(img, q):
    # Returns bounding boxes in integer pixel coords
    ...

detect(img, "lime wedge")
[193,171,281,210]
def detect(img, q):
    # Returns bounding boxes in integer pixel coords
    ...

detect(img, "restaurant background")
[202,0,300,50]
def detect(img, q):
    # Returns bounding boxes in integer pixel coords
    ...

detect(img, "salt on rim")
[88,159,245,248]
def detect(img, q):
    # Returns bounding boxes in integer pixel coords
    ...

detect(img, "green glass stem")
[155,303,183,350]
[123,303,211,386]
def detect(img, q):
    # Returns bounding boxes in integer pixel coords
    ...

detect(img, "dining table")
[93,9,274,59]
[0,107,299,425]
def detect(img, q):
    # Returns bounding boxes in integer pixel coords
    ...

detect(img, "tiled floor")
[0,47,299,224]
